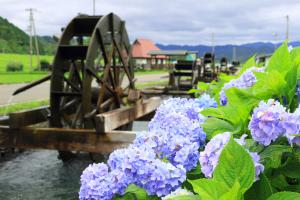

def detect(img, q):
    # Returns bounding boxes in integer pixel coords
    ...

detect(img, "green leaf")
[266,42,291,74]
[260,145,292,169]
[219,181,242,200]
[266,192,300,200]
[245,173,274,200]
[238,55,256,76]
[201,118,235,140]
[188,179,228,200]
[214,138,255,193]
[280,159,300,179]
[115,184,148,200]
[187,163,203,180]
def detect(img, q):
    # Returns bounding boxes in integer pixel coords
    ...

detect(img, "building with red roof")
[131,38,166,69]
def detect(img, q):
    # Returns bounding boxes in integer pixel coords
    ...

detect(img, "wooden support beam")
[95,97,161,133]
[0,126,135,153]
[9,106,50,128]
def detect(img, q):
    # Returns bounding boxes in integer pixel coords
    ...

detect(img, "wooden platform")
[0,97,161,153]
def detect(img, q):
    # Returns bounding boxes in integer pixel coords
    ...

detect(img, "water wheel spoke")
[63,76,80,92]
[72,60,82,87]
[59,99,78,112]
[113,38,134,88]
[71,104,82,128]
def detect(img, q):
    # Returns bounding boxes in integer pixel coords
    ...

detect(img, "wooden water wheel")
[50,13,137,160]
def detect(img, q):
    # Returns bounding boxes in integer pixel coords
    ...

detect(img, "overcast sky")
[1,0,300,45]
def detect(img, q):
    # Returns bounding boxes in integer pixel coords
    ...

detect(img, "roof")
[131,38,161,58]
[148,50,198,56]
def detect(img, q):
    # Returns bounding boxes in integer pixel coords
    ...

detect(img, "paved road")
[0,73,168,105]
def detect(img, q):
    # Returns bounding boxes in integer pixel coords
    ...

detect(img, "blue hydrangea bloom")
[250,152,265,181]
[220,67,265,105]
[199,132,264,180]
[162,188,193,200]
[195,93,218,109]
[249,99,287,146]
[281,107,300,146]
[199,132,231,178]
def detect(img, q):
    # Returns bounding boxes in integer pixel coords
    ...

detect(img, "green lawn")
[0,99,49,116]
[0,72,49,84]
[0,53,53,72]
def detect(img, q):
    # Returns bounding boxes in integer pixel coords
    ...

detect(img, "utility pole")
[93,0,96,15]
[211,33,215,55]
[286,15,289,43]
[26,8,40,71]
[232,47,236,62]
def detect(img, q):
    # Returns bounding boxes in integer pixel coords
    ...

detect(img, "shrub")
[36,60,51,71]
[6,62,23,72]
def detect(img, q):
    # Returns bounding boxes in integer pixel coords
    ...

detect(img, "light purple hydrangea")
[199,132,264,180]
[220,67,265,105]
[199,132,231,178]
[281,107,300,146]
[249,99,287,146]
[133,131,200,171]
[79,163,131,200]
[195,93,218,109]
[149,112,206,146]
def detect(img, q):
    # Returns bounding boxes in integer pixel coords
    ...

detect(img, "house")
[131,38,165,69]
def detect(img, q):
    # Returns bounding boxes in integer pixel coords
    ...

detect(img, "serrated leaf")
[115,184,148,200]
[202,118,235,140]
[188,179,228,200]
[266,192,300,200]
[214,138,255,193]
[266,42,291,74]
[238,55,256,76]
[219,181,242,200]
[260,145,292,169]
[245,173,273,200]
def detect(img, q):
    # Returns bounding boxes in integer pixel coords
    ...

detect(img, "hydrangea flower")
[149,112,206,146]
[199,132,264,180]
[250,152,265,181]
[162,188,193,200]
[281,107,300,146]
[107,144,186,197]
[133,131,199,171]
[249,99,287,146]
[79,163,131,200]
[199,132,231,178]
[195,93,218,109]
[220,67,264,105]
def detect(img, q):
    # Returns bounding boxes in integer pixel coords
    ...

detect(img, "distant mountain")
[157,42,300,62]
[0,16,56,55]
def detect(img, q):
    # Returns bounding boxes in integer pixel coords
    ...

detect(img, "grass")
[0,72,49,84]
[0,53,53,72]
[136,80,168,89]
[0,99,49,116]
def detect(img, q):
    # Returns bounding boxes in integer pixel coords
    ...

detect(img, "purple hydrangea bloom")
[133,131,199,171]
[199,132,231,178]
[195,93,218,109]
[250,152,265,181]
[151,98,205,122]
[249,99,287,146]
[79,163,131,200]
[199,132,264,180]
[220,67,265,105]
[149,112,206,146]
[281,107,300,146]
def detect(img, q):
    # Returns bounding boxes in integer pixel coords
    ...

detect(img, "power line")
[25,8,40,71]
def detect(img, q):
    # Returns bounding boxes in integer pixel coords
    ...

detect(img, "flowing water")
[0,121,149,200]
